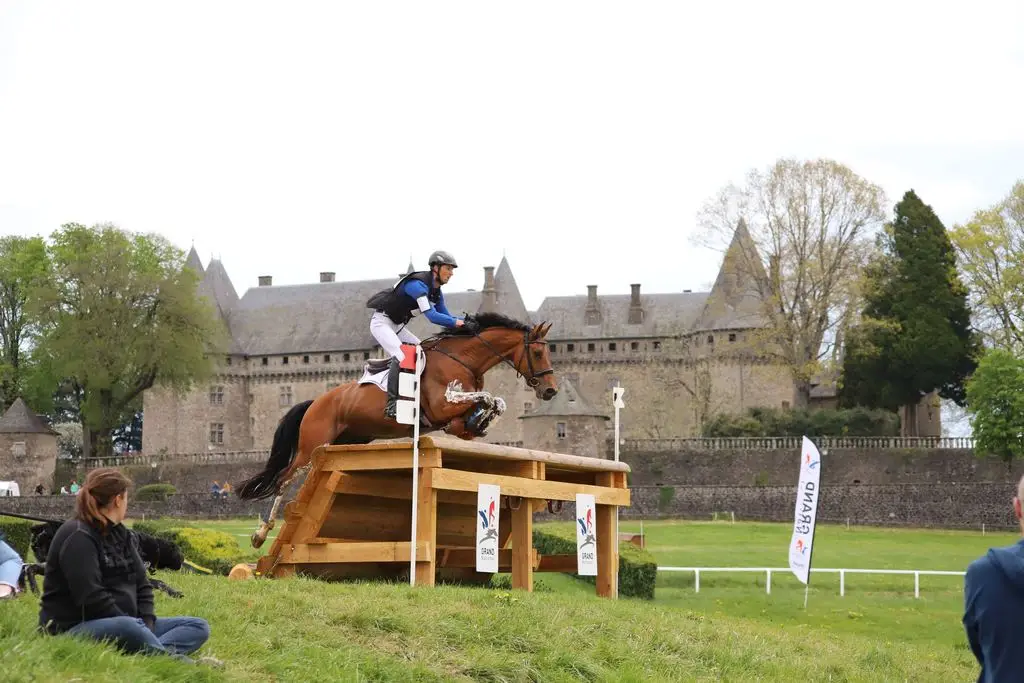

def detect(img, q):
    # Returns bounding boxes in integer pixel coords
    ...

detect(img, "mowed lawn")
[0,517,1004,680]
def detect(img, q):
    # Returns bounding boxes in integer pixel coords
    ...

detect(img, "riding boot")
[384,357,401,419]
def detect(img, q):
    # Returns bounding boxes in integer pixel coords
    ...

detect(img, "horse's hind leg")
[251,462,314,548]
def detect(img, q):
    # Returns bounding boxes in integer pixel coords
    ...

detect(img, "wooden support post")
[511,497,533,591]
[595,472,618,598]
[511,461,537,592]
[415,467,437,586]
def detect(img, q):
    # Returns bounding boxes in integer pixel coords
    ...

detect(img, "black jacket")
[38,519,155,634]
[366,271,441,325]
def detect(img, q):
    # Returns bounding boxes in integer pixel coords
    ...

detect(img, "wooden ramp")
[255,435,631,597]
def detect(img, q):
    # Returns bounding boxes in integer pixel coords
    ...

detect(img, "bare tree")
[694,158,888,406]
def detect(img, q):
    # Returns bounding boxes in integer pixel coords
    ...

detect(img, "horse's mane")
[430,311,533,339]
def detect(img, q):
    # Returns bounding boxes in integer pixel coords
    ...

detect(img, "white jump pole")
[612,384,624,599]
[408,347,423,586]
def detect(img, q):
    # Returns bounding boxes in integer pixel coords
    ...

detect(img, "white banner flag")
[788,436,822,585]
[476,484,500,573]
[576,493,597,576]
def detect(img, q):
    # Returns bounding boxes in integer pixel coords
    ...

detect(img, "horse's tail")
[236,399,313,500]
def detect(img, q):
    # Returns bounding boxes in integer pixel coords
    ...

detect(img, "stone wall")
[0,493,271,526]
[621,447,1020,487]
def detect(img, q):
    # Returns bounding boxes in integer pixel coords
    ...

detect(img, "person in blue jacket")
[963,476,1024,682]
[367,250,469,418]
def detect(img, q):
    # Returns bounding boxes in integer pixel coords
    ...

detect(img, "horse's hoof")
[251,532,266,549]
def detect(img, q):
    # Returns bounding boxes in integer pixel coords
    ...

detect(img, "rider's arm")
[404,280,460,327]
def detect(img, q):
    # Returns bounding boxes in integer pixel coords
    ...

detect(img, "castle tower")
[519,377,609,458]
[694,218,768,335]
[0,397,59,493]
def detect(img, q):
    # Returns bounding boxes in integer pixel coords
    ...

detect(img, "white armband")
[416,296,432,313]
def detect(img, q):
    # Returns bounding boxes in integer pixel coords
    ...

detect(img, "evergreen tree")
[839,190,980,417]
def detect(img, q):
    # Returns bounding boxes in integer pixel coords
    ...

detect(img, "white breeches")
[370,311,421,360]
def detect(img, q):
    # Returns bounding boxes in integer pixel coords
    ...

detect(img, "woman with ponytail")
[38,468,220,666]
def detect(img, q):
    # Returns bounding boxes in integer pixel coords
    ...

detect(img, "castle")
[141,222,939,456]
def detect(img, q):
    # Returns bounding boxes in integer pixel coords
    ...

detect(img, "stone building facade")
[0,397,59,493]
[519,377,609,458]
[142,222,928,456]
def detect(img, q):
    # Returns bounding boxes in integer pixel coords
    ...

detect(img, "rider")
[368,250,466,419]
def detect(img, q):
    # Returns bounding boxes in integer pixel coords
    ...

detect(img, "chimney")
[320,272,335,283]
[628,283,644,324]
[584,285,601,325]
[480,266,498,312]
[258,275,273,287]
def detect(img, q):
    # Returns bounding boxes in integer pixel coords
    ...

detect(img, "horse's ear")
[540,321,552,338]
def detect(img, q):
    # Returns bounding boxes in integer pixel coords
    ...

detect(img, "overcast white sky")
[2,1,1023,314]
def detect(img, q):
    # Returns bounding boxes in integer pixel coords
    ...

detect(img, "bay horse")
[236,312,558,548]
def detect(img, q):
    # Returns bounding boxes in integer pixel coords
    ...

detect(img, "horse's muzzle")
[542,387,557,400]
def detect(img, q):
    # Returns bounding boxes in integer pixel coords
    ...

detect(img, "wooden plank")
[319,447,441,472]
[334,471,475,506]
[536,554,579,572]
[422,435,630,473]
[278,541,432,564]
[438,548,538,570]
[415,468,437,586]
[431,469,630,506]
[272,470,342,562]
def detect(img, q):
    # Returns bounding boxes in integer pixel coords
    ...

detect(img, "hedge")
[701,405,901,437]
[533,528,658,600]
[135,483,177,501]
[0,515,34,559]
[133,520,253,575]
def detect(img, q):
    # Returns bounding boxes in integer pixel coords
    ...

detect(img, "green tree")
[695,158,888,406]
[839,190,981,427]
[949,180,1024,353]
[0,235,50,411]
[32,223,227,457]
[965,348,1024,464]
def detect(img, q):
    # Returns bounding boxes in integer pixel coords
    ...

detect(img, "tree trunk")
[82,424,114,459]
[901,402,919,437]
[794,380,812,409]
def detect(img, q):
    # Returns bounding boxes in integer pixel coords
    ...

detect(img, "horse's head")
[438,312,559,400]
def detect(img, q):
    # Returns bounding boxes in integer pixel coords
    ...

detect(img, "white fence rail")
[658,566,966,598]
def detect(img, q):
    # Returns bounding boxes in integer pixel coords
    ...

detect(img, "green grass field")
[2,518,1009,681]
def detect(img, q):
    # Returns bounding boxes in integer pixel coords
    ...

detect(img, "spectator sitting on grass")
[37,467,222,667]
[964,474,1024,682]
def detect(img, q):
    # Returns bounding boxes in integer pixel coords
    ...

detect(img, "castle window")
[225,356,232,365]
[782,401,790,410]
[524,401,533,413]
[282,356,289,365]
[208,385,224,405]
[343,353,351,361]
[279,386,293,407]
[567,343,575,352]
[556,422,567,439]
[549,344,557,352]
[707,335,714,344]
[209,423,224,445]
[324,354,331,363]
[630,342,638,351]
[653,341,661,350]
[262,357,268,366]
[608,342,616,351]
[303,355,310,364]
[728,333,736,342]
[587,343,595,352]
[363,352,370,360]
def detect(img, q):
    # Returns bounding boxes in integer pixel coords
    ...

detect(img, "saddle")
[365,358,391,373]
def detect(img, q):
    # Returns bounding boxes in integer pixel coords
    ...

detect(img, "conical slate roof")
[185,246,205,275]
[519,377,609,419]
[694,218,769,331]
[0,397,58,434]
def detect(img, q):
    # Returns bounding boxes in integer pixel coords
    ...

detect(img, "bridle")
[425,328,553,388]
